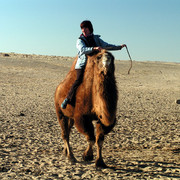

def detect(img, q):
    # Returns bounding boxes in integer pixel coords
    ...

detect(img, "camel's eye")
[97,55,102,60]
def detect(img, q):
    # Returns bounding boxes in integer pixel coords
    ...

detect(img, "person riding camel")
[61,20,126,109]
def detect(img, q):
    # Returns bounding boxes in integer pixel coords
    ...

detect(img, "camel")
[54,50,118,168]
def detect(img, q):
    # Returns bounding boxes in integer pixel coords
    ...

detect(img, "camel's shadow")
[108,160,179,179]
[78,158,180,179]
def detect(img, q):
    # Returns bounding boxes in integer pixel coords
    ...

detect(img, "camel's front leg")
[95,119,116,168]
[95,122,107,168]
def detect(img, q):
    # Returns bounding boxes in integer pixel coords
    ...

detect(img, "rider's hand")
[121,44,127,48]
[93,47,102,51]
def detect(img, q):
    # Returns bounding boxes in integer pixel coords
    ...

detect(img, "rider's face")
[81,27,91,37]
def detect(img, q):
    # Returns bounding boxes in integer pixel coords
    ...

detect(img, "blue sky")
[0,0,180,62]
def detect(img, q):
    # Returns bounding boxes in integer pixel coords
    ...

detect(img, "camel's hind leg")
[74,115,95,161]
[56,110,76,163]
[95,119,116,168]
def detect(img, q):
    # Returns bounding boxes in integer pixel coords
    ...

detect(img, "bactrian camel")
[55,50,118,168]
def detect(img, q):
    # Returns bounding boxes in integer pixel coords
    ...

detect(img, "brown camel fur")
[54,50,118,168]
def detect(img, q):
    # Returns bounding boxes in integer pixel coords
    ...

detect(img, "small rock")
[3,53,10,57]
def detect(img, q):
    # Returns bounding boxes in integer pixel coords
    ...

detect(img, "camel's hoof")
[95,158,108,168]
[68,155,77,164]
[83,153,93,161]
[63,148,77,163]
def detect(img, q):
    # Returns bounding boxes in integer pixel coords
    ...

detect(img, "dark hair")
[80,20,94,33]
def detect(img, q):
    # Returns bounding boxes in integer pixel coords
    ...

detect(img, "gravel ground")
[0,53,179,179]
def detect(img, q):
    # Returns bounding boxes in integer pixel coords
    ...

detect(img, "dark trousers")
[67,69,84,101]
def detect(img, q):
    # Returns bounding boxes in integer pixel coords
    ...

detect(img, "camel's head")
[93,50,115,75]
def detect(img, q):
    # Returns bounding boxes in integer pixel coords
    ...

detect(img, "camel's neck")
[93,70,118,120]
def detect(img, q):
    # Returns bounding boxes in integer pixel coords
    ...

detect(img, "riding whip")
[126,46,132,74]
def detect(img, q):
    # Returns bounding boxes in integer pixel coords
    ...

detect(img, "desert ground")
[0,52,179,179]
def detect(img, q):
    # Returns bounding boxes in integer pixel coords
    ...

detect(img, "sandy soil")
[0,52,180,179]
